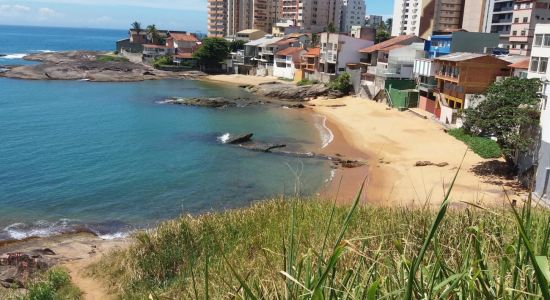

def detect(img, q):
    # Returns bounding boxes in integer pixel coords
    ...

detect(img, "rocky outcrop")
[248,82,343,100]
[0,51,206,82]
[162,97,239,108]
[0,251,53,288]
[415,161,450,168]
[227,133,254,144]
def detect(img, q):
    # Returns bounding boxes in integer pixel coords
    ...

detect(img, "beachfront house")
[256,34,308,76]
[425,31,500,58]
[432,53,510,126]
[509,58,530,78]
[273,47,306,80]
[232,35,280,75]
[142,44,176,62]
[414,58,438,114]
[527,24,550,204]
[317,32,374,83]
[358,35,424,99]
[296,47,321,81]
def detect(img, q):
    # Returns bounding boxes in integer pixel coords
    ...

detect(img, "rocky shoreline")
[0,51,205,82]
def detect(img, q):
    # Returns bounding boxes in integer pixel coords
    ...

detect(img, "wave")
[315,115,334,149]
[217,133,231,144]
[2,53,27,59]
[36,50,56,53]
[0,219,131,242]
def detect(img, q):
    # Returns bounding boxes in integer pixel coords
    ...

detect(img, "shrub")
[22,268,81,300]
[448,128,502,159]
[328,72,353,94]
[297,79,319,86]
[152,55,173,68]
[96,55,128,63]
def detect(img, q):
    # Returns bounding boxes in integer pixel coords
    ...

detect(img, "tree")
[146,24,161,45]
[310,33,319,47]
[193,38,230,71]
[131,21,142,34]
[461,77,541,170]
[328,72,353,95]
[385,18,393,33]
[229,40,246,52]
[376,30,391,43]
[327,23,336,33]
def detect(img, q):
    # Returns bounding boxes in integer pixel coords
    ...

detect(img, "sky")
[0,0,393,33]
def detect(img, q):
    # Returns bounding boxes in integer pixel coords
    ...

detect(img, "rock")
[340,160,365,168]
[415,161,433,167]
[227,133,253,144]
[288,103,305,109]
[0,54,5,57]
[164,97,237,108]
[239,143,287,152]
[32,248,56,256]
[436,162,449,167]
[251,83,334,100]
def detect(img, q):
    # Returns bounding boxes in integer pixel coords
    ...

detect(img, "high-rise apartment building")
[392,0,466,38]
[340,0,367,33]
[278,0,343,33]
[462,0,488,32]
[365,15,384,28]
[508,0,550,55]
[483,0,514,48]
[207,0,278,37]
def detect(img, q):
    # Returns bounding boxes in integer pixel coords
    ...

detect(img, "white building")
[318,32,374,83]
[527,24,550,203]
[273,47,306,79]
[340,0,367,33]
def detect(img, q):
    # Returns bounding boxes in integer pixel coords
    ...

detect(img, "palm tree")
[131,21,142,34]
[147,24,160,45]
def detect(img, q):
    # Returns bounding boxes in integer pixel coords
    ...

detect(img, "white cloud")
[38,7,56,16]
[0,4,31,16]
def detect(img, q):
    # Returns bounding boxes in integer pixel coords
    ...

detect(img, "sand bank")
[312,96,524,207]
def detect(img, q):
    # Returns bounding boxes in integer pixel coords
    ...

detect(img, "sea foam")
[2,53,27,59]
[217,133,231,144]
[315,115,334,149]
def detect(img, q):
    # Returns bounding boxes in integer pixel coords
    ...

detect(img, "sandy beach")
[311,96,524,207]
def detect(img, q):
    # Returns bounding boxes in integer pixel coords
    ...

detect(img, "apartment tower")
[508,0,550,55]
[392,0,464,38]
[207,0,279,37]
[341,0,367,33]
[278,0,343,33]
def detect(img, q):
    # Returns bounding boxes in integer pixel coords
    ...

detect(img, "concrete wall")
[419,96,436,113]
[273,63,296,79]
[451,32,500,54]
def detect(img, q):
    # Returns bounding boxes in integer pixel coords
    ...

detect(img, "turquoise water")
[0,78,331,240]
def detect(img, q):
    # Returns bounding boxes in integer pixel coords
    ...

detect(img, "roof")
[274,38,298,45]
[498,55,530,64]
[276,47,305,57]
[237,29,264,34]
[303,47,320,57]
[170,33,199,42]
[285,33,306,38]
[245,36,283,47]
[359,35,419,53]
[144,44,171,49]
[381,44,407,52]
[434,52,487,62]
[509,59,530,69]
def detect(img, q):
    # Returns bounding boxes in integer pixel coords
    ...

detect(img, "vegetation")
[376,30,391,43]
[92,179,550,299]
[326,23,337,33]
[229,40,246,52]
[309,33,319,47]
[328,72,353,94]
[16,268,81,300]
[146,24,162,45]
[448,128,502,159]
[131,21,142,34]
[297,78,319,86]
[462,77,542,170]
[152,55,174,69]
[96,55,129,63]
[193,38,230,71]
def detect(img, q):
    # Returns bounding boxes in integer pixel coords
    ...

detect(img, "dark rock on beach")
[0,252,51,289]
[162,97,239,108]
[0,51,205,82]
[227,133,254,144]
[248,82,343,100]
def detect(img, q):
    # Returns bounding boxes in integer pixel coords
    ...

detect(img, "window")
[535,34,543,46]
[531,57,540,72]
[544,35,550,47]
[523,17,529,23]
[540,57,548,73]
[514,18,519,23]
[513,30,517,36]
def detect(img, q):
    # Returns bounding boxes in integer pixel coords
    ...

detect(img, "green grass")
[91,182,550,299]
[448,128,502,159]
[6,268,82,300]
[296,79,319,86]
[96,55,129,63]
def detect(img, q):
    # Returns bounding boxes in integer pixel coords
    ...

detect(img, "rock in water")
[227,133,254,144]
[163,97,237,108]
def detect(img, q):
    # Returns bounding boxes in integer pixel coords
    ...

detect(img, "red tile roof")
[144,44,171,49]
[170,33,199,42]
[509,59,530,69]
[276,47,304,56]
[303,47,320,57]
[359,35,418,53]
[274,38,298,45]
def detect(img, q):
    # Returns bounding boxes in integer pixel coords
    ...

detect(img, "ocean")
[0,25,332,241]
